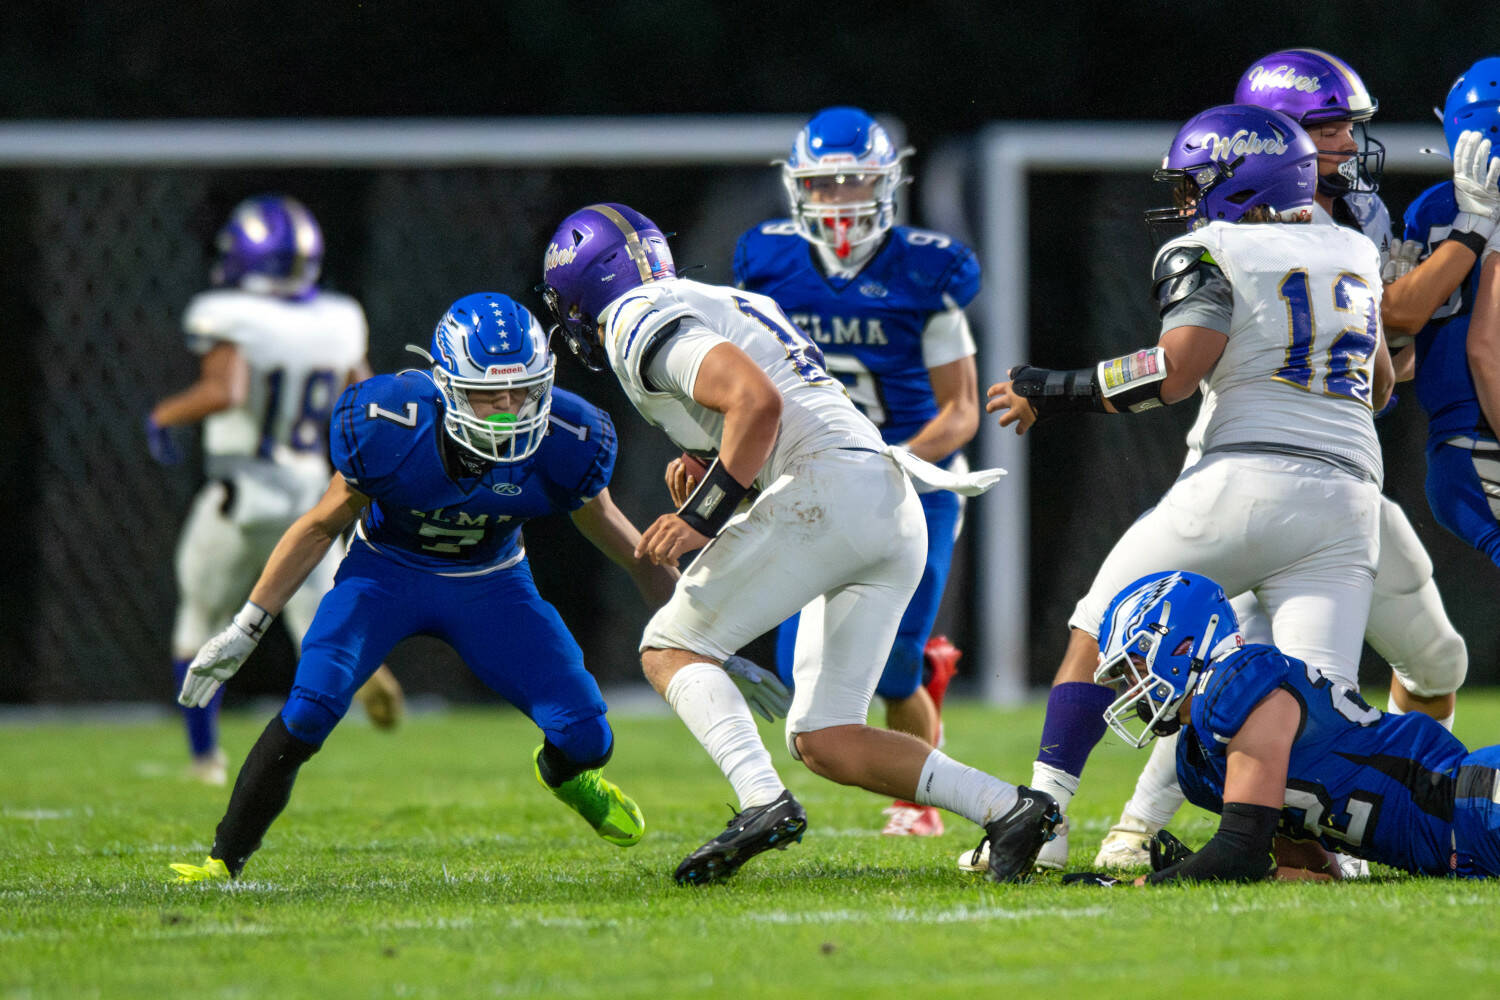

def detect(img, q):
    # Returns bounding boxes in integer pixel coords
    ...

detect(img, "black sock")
[534,738,609,788]
[210,715,319,876]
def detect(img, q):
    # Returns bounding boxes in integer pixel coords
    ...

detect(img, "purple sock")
[1036,681,1116,779]
[173,657,224,757]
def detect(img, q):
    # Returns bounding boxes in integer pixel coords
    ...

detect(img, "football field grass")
[4,691,1500,999]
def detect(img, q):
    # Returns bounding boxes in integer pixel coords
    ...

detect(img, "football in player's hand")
[680,452,709,483]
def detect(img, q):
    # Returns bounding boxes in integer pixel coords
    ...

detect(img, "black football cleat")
[982,785,1063,883]
[674,789,808,886]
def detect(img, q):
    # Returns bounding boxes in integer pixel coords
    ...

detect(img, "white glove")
[1451,129,1500,241]
[1381,238,1423,283]
[722,655,792,722]
[177,601,274,708]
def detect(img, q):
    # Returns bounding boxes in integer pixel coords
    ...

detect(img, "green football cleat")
[533,746,645,847]
[170,856,231,883]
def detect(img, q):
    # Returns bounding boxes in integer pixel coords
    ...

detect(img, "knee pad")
[543,714,613,770]
[280,688,348,747]
[875,636,924,701]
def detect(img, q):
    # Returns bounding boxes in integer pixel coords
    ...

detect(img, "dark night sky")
[2,2,1492,144]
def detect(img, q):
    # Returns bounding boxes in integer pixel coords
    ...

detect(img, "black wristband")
[1007,363,1106,419]
[675,458,751,537]
[1443,229,1489,258]
[1145,801,1279,884]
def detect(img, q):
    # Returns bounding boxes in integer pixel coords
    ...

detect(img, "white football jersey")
[183,288,368,473]
[1166,221,1384,484]
[600,278,883,486]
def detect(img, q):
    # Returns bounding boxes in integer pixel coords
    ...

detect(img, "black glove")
[1149,829,1195,871]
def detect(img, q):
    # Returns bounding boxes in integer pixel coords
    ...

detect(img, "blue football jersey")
[330,371,616,574]
[1402,181,1492,446]
[733,222,980,450]
[1177,644,1469,875]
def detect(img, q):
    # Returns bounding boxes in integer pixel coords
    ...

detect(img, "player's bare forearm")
[691,343,781,487]
[149,342,249,427]
[247,475,368,615]
[905,356,979,461]
[1467,254,1500,438]
[1221,689,1299,810]
[571,488,679,606]
[1383,240,1477,336]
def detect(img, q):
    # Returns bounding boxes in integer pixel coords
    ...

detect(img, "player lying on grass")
[1065,570,1500,884]
[170,292,701,882]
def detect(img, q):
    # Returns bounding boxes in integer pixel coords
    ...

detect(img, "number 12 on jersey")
[1274,270,1380,407]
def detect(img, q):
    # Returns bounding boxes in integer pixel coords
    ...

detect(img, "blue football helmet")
[541,203,675,372]
[782,107,910,259]
[429,292,554,463]
[1145,104,1318,236]
[1443,57,1500,157]
[210,194,323,298]
[1093,571,1242,748]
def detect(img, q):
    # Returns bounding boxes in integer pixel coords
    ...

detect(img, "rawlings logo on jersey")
[1203,129,1289,162]
[544,243,578,271]
[1245,64,1322,95]
[790,313,890,346]
[859,281,888,299]
[491,482,522,495]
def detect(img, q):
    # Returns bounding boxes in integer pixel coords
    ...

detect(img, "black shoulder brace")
[1151,243,1223,317]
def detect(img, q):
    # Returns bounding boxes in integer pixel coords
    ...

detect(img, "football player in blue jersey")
[1062,571,1500,884]
[731,107,980,837]
[1093,50,1488,872]
[1400,57,1500,570]
[147,194,404,786]
[167,292,679,882]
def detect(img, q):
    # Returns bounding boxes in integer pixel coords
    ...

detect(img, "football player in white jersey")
[1092,50,1497,871]
[542,202,1059,885]
[147,194,403,785]
[982,105,1392,875]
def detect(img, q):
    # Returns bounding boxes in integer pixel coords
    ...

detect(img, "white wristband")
[231,600,275,641]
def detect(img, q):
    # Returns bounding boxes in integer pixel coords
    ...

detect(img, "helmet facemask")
[433,360,554,464]
[782,161,906,259]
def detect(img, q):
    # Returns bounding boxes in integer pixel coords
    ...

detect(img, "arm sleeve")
[921,306,977,369]
[1144,802,1279,884]
[1160,267,1234,335]
[644,317,730,400]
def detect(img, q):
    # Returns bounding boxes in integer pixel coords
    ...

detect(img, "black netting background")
[2,160,1494,704]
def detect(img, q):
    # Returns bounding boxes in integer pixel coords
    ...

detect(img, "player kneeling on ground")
[170,292,677,882]
[1065,571,1500,885]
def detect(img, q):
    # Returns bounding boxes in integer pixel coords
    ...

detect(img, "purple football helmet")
[1234,48,1383,195]
[210,194,323,298]
[1145,104,1318,235]
[1443,57,1500,157]
[540,203,675,372]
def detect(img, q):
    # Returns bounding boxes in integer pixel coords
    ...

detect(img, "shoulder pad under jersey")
[605,289,696,393]
[330,370,439,496]
[1192,645,1294,745]
[1151,241,1223,316]
[1401,181,1459,245]
[733,220,802,289]
[538,388,618,507]
[889,226,982,307]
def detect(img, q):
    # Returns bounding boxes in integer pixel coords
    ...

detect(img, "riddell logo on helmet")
[544,243,577,271]
[1247,64,1323,94]
[486,364,525,376]
[1204,129,1289,161]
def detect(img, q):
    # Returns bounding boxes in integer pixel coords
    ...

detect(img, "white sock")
[915,749,1018,826]
[664,662,785,809]
[1386,698,1456,732]
[1121,731,1185,830]
[1031,761,1079,814]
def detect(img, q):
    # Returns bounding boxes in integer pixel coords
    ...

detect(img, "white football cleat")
[1093,812,1157,870]
[1032,815,1069,870]
[1335,853,1370,879]
[187,747,228,787]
